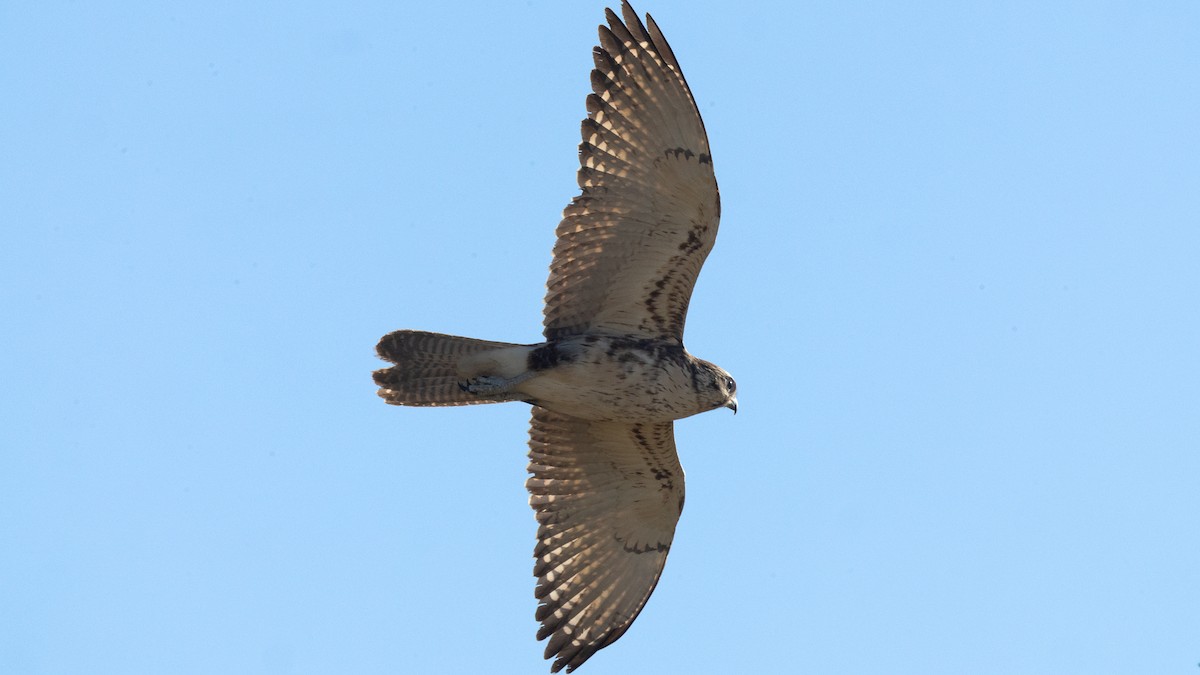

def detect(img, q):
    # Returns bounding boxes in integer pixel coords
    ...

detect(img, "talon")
[463,375,509,396]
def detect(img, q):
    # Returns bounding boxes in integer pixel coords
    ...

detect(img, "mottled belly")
[516,358,699,422]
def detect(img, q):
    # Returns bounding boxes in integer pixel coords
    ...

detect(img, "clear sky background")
[3,1,1198,673]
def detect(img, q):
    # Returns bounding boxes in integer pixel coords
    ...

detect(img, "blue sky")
[3,1,1198,673]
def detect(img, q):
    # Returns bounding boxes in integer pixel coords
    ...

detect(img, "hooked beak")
[725,396,738,415]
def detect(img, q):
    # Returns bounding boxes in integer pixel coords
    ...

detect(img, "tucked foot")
[460,375,513,397]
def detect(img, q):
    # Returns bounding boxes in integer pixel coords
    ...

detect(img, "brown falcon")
[374,2,735,671]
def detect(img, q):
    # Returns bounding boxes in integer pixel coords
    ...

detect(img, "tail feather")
[374,330,529,406]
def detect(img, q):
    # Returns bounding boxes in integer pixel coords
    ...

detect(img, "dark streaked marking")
[601,336,685,364]
[665,147,695,161]
[616,534,670,554]
[689,358,704,394]
[678,227,705,253]
[527,344,561,371]
[630,425,649,449]
[662,147,712,166]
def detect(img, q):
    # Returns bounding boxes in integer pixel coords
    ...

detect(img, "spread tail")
[374,330,532,406]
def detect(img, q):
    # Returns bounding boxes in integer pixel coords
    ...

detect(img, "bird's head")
[695,359,737,415]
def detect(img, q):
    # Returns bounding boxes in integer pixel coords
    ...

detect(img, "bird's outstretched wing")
[526,406,685,673]
[543,1,720,344]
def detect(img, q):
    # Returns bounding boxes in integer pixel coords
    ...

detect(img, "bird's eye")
[725,376,736,392]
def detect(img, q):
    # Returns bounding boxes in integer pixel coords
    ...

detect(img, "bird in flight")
[374,2,734,671]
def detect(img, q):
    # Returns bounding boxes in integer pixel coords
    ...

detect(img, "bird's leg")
[460,371,537,396]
